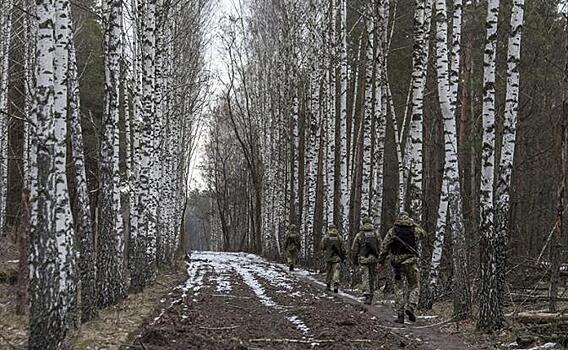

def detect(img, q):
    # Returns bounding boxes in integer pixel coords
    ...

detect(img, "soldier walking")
[378,212,427,324]
[320,224,345,293]
[284,223,301,271]
[351,216,381,304]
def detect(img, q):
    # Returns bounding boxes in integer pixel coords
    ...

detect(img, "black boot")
[405,308,416,322]
[289,264,294,271]
[395,312,405,324]
[363,294,372,305]
[326,283,331,291]
[333,285,338,293]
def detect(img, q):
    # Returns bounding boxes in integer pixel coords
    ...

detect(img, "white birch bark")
[478,0,501,331]
[97,0,125,307]
[29,1,59,344]
[29,0,76,344]
[137,0,157,286]
[372,0,387,234]
[338,0,349,237]
[403,0,433,220]
[0,0,13,235]
[361,14,374,217]
[495,0,524,312]
[129,0,143,279]
[53,0,77,328]
[429,0,470,318]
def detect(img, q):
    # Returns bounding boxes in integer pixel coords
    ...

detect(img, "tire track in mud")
[123,253,309,349]
[122,252,429,349]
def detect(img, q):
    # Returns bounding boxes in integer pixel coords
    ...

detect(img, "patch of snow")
[181,262,208,299]
[213,273,232,293]
[287,315,311,336]
[518,343,558,350]
[417,315,438,320]
[191,251,313,338]
[237,266,276,307]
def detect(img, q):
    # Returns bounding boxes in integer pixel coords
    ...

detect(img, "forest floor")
[1,249,565,349]
[121,251,512,350]
[0,256,187,350]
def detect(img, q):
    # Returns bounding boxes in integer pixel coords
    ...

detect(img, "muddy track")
[121,252,485,349]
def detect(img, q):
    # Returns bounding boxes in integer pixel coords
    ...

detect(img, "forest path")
[122,252,486,349]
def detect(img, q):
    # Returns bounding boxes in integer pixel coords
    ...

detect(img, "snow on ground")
[287,315,310,336]
[151,260,212,326]
[213,272,232,293]
[181,262,208,301]
[188,251,312,337]
[504,341,561,350]
[236,265,276,307]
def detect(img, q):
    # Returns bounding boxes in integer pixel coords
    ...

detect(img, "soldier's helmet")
[328,224,338,236]
[361,216,372,224]
[395,211,414,226]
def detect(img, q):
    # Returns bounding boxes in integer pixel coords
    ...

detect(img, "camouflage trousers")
[393,261,419,312]
[326,262,341,286]
[287,250,298,266]
[360,263,377,295]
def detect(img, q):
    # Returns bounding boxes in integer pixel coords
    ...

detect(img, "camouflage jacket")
[351,223,381,265]
[284,229,301,252]
[378,215,427,265]
[320,228,345,263]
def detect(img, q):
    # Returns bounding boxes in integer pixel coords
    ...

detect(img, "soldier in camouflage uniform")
[378,212,427,324]
[320,224,345,293]
[351,216,381,304]
[284,224,301,271]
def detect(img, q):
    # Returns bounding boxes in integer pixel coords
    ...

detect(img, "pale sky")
[187,0,237,191]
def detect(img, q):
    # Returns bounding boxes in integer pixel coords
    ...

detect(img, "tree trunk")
[478,0,501,331]
[69,39,97,322]
[496,0,525,313]
[550,13,568,313]
[97,0,126,306]
[16,190,29,315]
[433,0,470,320]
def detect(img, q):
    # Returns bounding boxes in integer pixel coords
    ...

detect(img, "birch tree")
[338,0,349,237]
[428,0,470,319]
[97,0,126,307]
[361,11,374,217]
[495,0,524,313]
[0,0,13,235]
[371,0,387,234]
[69,39,97,322]
[29,0,78,345]
[478,0,501,331]
[403,0,431,220]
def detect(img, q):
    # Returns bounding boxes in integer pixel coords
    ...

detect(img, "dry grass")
[0,261,186,350]
[73,264,186,350]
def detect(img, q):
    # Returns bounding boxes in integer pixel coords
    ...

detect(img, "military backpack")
[390,225,417,255]
[360,232,379,258]
[326,236,344,260]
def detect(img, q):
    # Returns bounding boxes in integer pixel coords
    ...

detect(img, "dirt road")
[122,252,485,349]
